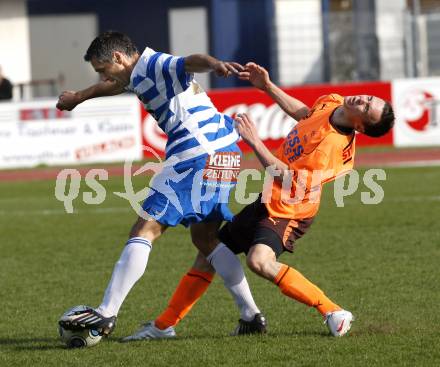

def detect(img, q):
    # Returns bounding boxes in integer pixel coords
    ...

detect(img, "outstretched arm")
[235,113,288,176]
[238,62,310,121]
[184,54,244,78]
[56,80,125,111]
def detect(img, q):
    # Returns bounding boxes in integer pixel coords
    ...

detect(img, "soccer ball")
[58,305,103,348]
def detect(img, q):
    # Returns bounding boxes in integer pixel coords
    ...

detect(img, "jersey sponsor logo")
[202,152,241,182]
[283,128,304,163]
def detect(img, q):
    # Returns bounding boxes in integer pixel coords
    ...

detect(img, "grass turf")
[0,165,439,366]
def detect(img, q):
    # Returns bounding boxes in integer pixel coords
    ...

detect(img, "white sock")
[206,242,260,321]
[96,237,152,317]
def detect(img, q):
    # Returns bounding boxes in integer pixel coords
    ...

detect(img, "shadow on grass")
[268,330,329,338]
[109,329,330,344]
[0,337,65,351]
[0,329,334,351]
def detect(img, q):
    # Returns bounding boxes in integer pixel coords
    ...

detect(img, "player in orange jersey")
[122,62,394,341]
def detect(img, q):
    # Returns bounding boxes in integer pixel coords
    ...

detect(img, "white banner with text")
[0,96,142,169]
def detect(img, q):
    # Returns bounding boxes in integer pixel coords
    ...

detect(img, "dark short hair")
[84,31,138,63]
[363,101,395,137]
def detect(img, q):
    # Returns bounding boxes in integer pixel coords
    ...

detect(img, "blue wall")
[27,0,208,52]
[27,0,274,89]
[210,0,274,88]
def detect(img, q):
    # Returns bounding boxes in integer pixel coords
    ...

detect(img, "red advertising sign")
[392,77,440,147]
[20,108,70,121]
[141,81,393,157]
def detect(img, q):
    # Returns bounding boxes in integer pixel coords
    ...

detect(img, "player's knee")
[246,255,265,275]
[246,244,278,278]
[129,217,164,241]
[190,221,222,256]
[129,221,146,238]
[191,235,203,249]
[191,235,219,256]
[247,249,278,280]
[192,252,215,273]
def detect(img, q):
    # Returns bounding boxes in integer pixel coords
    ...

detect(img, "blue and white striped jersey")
[126,47,239,166]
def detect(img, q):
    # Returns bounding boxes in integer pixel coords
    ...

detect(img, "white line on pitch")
[0,207,132,216]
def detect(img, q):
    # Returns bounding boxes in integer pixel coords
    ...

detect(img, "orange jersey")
[264,94,355,219]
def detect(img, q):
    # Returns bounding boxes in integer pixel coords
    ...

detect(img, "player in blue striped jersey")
[56,31,265,338]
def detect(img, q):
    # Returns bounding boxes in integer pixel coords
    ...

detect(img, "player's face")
[343,95,385,132]
[91,55,130,85]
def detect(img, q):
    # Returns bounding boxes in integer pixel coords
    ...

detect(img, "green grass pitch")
[0,165,439,366]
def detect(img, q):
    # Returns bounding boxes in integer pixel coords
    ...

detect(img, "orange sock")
[154,268,214,330]
[274,264,341,316]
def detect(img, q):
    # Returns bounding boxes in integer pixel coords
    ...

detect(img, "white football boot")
[121,321,176,342]
[324,310,354,337]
